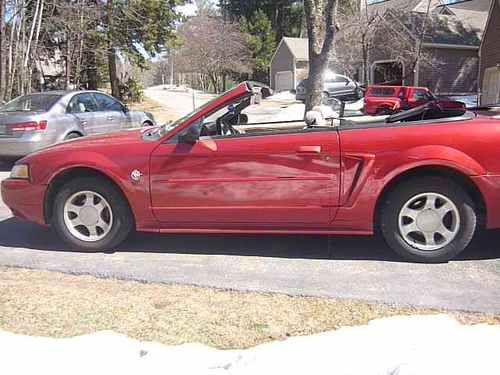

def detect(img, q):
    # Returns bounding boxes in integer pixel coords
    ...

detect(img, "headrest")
[305,106,326,126]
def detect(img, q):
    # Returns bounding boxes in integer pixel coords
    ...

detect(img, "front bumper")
[1,178,46,225]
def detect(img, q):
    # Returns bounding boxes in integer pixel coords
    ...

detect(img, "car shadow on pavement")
[0,160,15,172]
[0,217,499,262]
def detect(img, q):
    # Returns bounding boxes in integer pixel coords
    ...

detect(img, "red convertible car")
[2,82,500,263]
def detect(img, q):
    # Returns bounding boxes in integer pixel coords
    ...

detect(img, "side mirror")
[122,105,129,113]
[178,126,200,145]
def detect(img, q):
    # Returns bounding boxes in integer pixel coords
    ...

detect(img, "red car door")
[149,130,341,227]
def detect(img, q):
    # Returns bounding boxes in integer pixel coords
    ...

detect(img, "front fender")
[34,150,155,230]
[42,151,126,187]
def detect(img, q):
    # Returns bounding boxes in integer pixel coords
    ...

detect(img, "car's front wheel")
[380,177,478,263]
[51,177,134,251]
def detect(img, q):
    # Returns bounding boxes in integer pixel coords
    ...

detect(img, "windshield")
[155,90,253,138]
[157,94,231,137]
[0,94,62,113]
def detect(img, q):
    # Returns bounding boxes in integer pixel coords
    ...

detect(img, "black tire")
[380,176,478,263]
[376,107,393,116]
[142,121,153,127]
[51,177,134,251]
[64,132,82,140]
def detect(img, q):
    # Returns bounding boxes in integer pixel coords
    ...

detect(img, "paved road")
[0,162,499,313]
[144,86,216,117]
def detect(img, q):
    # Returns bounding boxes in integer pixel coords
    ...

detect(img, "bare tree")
[334,3,440,86]
[304,0,339,111]
[176,15,253,93]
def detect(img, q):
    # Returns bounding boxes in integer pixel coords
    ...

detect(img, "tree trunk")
[208,73,218,94]
[304,0,338,112]
[5,0,16,100]
[65,38,71,89]
[0,0,5,102]
[361,34,369,86]
[107,0,120,99]
[88,51,98,90]
[31,0,44,91]
[8,0,25,99]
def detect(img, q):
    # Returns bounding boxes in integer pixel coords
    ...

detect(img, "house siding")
[419,47,479,94]
[270,43,295,90]
[479,0,500,101]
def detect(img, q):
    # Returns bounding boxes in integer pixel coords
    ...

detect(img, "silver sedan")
[0,90,155,158]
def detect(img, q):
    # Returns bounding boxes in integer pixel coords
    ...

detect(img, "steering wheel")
[216,117,238,136]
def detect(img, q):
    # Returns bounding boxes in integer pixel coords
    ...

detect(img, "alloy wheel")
[63,190,113,242]
[398,192,460,251]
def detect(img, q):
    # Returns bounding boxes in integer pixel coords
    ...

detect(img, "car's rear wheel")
[51,177,133,251]
[380,177,478,263]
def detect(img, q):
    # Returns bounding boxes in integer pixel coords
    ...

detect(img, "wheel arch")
[373,165,486,233]
[44,166,136,226]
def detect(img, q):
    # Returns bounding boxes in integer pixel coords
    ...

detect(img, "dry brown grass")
[128,97,179,125]
[0,267,498,349]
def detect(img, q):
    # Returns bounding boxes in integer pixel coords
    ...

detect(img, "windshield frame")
[146,83,252,141]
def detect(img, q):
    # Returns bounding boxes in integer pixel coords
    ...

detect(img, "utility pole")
[170,50,174,86]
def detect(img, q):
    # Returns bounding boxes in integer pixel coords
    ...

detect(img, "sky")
[177,3,198,17]
[176,0,218,16]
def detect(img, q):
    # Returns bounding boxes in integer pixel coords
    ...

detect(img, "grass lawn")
[0,267,498,349]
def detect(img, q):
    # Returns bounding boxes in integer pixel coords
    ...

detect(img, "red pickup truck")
[364,85,465,115]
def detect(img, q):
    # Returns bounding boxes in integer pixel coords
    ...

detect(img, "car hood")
[23,129,146,161]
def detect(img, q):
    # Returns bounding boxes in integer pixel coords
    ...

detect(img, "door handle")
[80,120,87,126]
[297,145,321,154]
[107,116,114,121]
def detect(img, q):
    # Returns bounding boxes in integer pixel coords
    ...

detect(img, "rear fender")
[377,145,486,181]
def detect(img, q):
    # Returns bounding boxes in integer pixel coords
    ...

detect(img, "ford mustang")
[2,82,499,263]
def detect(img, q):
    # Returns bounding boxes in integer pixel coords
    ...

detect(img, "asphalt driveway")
[0,161,499,313]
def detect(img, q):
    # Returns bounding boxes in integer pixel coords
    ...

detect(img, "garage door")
[275,71,294,92]
[482,67,500,106]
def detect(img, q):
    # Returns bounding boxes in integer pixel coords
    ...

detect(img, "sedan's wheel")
[381,177,477,263]
[51,177,133,251]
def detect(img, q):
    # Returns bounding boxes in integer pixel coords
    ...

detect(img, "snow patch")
[267,91,298,102]
[1,315,499,375]
[345,98,364,112]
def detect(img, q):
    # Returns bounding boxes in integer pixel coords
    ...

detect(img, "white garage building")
[269,38,311,92]
[269,37,339,92]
